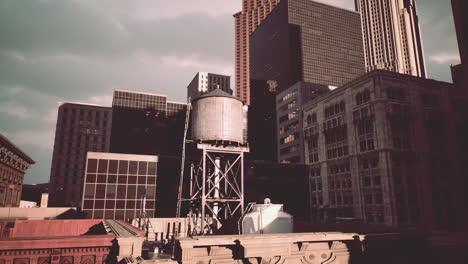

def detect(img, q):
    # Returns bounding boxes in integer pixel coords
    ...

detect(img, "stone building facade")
[303,70,465,231]
[0,134,35,207]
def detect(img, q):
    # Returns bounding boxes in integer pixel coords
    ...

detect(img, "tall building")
[451,0,468,98]
[276,82,330,164]
[187,72,232,101]
[110,89,186,157]
[48,103,112,207]
[0,134,35,207]
[303,70,465,231]
[249,0,365,161]
[451,0,468,231]
[452,0,468,66]
[81,152,158,220]
[250,0,365,93]
[356,0,426,77]
[234,0,280,105]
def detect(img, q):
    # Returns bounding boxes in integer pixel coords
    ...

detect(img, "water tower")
[182,89,249,235]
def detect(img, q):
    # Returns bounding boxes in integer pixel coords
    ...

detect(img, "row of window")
[0,187,20,207]
[326,145,349,160]
[85,174,156,185]
[324,101,346,119]
[0,167,23,185]
[83,184,155,201]
[86,159,157,176]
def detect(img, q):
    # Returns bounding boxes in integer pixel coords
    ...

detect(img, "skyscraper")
[250,0,366,94]
[248,0,365,161]
[234,0,279,105]
[355,0,426,77]
[48,103,112,207]
[452,0,468,66]
[451,0,468,98]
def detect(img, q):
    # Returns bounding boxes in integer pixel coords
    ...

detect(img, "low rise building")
[81,152,158,220]
[0,219,145,263]
[0,134,35,207]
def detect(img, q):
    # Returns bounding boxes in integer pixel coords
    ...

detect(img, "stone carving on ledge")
[178,233,361,264]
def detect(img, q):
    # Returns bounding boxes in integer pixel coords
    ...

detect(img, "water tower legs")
[187,143,249,235]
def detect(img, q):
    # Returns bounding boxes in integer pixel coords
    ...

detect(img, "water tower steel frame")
[187,143,249,235]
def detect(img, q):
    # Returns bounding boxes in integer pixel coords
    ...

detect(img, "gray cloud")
[0,0,459,184]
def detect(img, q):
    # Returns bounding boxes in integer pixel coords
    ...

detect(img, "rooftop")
[0,133,35,164]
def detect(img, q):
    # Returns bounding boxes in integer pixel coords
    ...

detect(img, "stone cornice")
[0,146,32,173]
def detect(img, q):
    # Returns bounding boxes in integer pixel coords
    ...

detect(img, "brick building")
[0,134,35,207]
[303,70,466,231]
[0,219,145,264]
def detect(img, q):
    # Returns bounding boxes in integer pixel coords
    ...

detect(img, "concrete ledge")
[178,232,362,264]
[0,207,76,220]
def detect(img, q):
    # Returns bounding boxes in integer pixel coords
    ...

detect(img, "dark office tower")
[48,103,112,207]
[451,0,468,231]
[356,0,426,78]
[451,0,468,98]
[234,0,280,105]
[250,0,365,93]
[249,0,365,161]
[109,90,187,157]
[452,0,468,66]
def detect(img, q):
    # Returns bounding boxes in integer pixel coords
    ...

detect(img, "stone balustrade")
[177,232,364,264]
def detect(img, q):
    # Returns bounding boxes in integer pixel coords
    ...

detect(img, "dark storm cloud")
[0,0,233,60]
[0,0,460,184]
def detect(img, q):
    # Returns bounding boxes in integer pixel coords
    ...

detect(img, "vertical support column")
[201,149,207,233]
[213,157,221,228]
[241,152,245,215]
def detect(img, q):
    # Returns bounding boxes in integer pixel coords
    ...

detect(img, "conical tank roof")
[195,88,241,101]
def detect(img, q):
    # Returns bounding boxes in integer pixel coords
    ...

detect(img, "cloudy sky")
[0,0,460,184]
